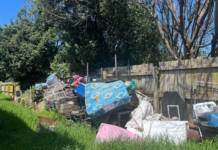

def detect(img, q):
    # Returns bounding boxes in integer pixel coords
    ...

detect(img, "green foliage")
[50,57,70,79]
[0,10,58,88]
[36,0,164,71]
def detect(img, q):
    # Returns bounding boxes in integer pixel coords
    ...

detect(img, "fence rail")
[92,57,218,120]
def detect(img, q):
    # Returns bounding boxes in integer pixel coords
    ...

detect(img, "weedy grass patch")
[0,94,218,150]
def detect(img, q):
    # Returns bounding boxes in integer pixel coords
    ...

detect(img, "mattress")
[85,80,130,119]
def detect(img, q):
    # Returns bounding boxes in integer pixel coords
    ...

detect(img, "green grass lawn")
[0,94,218,150]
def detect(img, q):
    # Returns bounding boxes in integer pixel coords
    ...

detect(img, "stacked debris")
[33,75,218,144]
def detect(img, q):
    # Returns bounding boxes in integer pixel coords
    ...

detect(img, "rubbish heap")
[34,73,144,126]
[33,73,218,144]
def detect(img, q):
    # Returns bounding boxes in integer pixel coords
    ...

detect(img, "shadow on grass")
[0,108,86,150]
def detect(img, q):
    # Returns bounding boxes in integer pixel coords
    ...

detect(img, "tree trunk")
[184,45,190,59]
[211,0,218,57]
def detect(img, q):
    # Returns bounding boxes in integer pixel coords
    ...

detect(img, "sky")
[0,0,24,25]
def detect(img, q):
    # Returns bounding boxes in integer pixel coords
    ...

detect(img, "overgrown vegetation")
[0,94,218,150]
[0,0,171,86]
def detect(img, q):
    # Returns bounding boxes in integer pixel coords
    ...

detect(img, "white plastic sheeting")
[128,121,188,145]
[193,102,217,118]
[125,99,187,145]
[125,100,169,131]
[125,101,154,131]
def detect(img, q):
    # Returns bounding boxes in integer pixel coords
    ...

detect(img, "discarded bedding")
[125,100,187,145]
[85,80,130,119]
[96,123,139,143]
[125,100,169,131]
[127,121,188,145]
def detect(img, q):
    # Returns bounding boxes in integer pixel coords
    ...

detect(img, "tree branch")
[199,43,212,48]
[190,0,212,49]
[195,3,213,58]
[137,0,179,60]
[164,0,180,25]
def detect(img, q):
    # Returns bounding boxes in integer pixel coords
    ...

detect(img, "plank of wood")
[137,76,142,90]
[144,76,150,90]
[158,64,218,70]
[159,70,164,91]
[153,66,159,113]
[161,71,167,91]
[185,69,192,97]
[103,71,107,79]
[205,68,213,101]
[191,57,198,97]
[168,70,175,91]
[136,90,154,94]
[151,75,155,90]
[197,68,205,102]
[159,62,166,68]
[166,70,170,91]
[107,71,153,76]
[184,60,191,96]
[187,103,193,121]
[141,64,148,71]
[212,67,218,100]
[175,69,179,92]
[148,63,154,71]
[141,76,146,90]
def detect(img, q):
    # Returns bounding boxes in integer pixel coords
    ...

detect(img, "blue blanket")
[85,80,130,119]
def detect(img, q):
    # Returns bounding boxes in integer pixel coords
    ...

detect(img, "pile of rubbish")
[33,73,145,126]
[33,74,218,144]
[34,73,88,122]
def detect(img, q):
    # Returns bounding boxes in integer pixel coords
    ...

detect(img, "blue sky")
[0,0,24,25]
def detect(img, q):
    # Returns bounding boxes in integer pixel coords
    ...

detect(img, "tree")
[36,0,164,71]
[0,26,7,81]
[136,0,215,60]
[0,9,58,88]
[211,0,218,57]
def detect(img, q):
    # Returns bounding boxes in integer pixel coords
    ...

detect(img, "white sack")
[128,121,188,145]
[193,101,217,118]
[125,101,153,131]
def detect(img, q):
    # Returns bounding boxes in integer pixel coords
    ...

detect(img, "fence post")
[103,71,107,79]
[115,54,118,78]
[153,66,159,113]
[14,82,16,97]
[128,59,131,79]
[87,62,89,83]
[101,67,103,79]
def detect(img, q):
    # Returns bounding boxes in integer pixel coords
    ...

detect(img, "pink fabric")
[72,80,80,87]
[96,123,139,142]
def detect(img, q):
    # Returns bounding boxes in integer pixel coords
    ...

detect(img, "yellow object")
[1,82,20,96]
[95,95,99,101]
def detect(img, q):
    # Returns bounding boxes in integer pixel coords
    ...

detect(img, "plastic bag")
[193,102,217,118]
[207,113,218,127]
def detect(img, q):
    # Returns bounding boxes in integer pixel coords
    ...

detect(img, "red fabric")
[47,101,51,107]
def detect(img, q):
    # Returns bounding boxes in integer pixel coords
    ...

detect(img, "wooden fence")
[94,64,156,97]
[92,57,218,120]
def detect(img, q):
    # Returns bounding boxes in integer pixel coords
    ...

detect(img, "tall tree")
[0,9,58,88]
[36,0,164,71]
[211,0,218,57]
[136,0,215,60]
